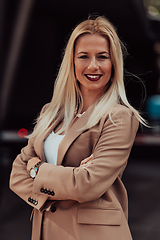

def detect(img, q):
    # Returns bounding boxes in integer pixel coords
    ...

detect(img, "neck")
[80,89,102,112]
[81,96,96,112]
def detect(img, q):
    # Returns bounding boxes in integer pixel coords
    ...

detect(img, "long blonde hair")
[28,16,146,139]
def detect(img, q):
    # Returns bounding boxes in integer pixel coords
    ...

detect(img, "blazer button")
[50,191,55,196]
[50,205,57,213]
[28,197,31,202]
[47,190,51,195]
[40,188,44,193]
[35,201,38,205]
[44,189,48,194]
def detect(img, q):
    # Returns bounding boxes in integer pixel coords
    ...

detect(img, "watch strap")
[30,161,43,179]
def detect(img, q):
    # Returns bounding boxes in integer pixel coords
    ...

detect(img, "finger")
[81,159,93,167]
[81,161,93,168]
[77,160,93,170]
[81,154,93,165]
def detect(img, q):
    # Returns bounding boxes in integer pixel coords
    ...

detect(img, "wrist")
[30,161,43,179]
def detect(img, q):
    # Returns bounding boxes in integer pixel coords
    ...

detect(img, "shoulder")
[102,104,139,130]
[110,104,137,119]
[111,104,132,116]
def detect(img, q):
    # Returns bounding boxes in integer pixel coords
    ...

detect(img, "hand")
[78,154,93,169]
[27,157,41,174]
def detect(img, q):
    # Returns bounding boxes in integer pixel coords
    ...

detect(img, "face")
[74,33,112,97]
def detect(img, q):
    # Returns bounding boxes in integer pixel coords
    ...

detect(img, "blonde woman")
[10,16,145,240]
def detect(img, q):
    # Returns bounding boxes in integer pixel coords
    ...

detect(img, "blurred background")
[0,0,160,239]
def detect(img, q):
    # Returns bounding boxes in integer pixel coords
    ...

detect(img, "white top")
[43,131,65,165]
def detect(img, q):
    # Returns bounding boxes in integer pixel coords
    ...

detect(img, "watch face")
[30,169,36,178]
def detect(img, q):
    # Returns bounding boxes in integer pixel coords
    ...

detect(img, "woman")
[10,16,146,240]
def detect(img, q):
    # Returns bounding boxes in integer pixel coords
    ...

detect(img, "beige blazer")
[10,103,139,240]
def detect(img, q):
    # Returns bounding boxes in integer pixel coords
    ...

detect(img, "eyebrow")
[98,51,110,55]
[77,52,88,55]
[77,51,110,55]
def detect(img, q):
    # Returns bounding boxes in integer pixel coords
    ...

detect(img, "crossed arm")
[10,109,139,210]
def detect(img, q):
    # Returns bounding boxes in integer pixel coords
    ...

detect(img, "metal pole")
[0,0,35,126]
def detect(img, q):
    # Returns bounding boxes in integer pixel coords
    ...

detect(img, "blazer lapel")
[34,116,63,162]
[57,104,95,166]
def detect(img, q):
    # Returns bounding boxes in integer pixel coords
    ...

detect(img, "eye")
[78,55,88,59]
[98,55,109,59]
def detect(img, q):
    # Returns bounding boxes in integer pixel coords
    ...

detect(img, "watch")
[30,161,43,179]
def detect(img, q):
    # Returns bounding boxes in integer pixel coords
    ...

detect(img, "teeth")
[86,75,101,79]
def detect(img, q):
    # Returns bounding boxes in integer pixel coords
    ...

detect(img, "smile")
[85,74,102,81]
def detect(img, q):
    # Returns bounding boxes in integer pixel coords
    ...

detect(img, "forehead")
[75,33,110,53]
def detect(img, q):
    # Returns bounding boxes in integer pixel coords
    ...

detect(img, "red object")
[18,128,28,138]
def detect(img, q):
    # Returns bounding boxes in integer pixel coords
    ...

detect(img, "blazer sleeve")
[32,109,139,203]
[9,104,50,210]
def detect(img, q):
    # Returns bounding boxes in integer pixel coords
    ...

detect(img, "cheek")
[74,61,83,78]
[103,63,112,75]
[74,66,79,79]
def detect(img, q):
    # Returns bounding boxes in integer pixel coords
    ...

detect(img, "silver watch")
[30,161,43,179]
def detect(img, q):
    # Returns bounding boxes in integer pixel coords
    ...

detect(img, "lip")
[85,74,103,81]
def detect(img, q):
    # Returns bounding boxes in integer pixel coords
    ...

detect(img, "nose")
[87,57,99,70]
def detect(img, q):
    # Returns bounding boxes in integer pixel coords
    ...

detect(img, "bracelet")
[33,161,42,169]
